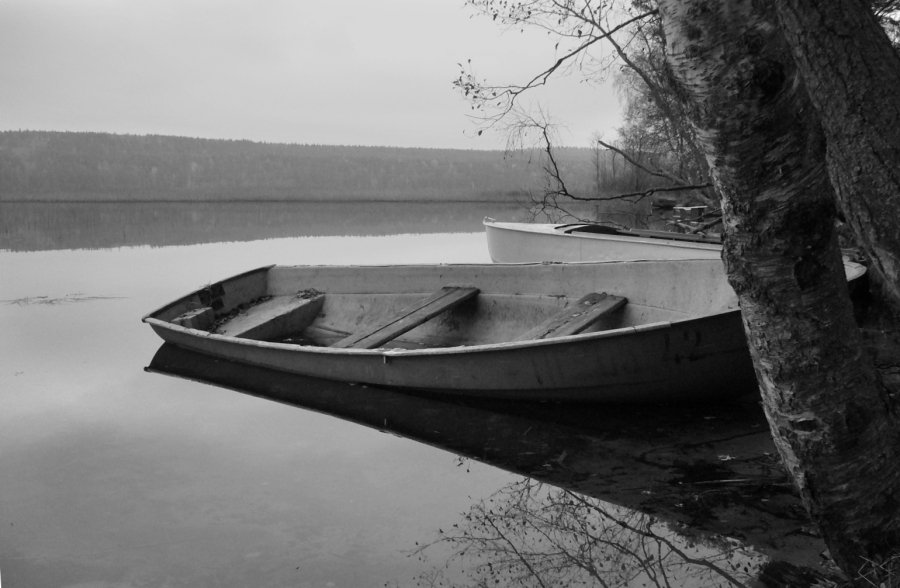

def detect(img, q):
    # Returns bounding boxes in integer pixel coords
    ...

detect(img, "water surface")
[0,201,828,587]
[0,201,530,252]
[1,241,510,586]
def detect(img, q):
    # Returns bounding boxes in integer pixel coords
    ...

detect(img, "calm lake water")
[0,201,820,587]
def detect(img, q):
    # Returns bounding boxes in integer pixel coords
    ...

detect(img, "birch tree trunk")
[657,0,900,582]
[775,0,900,310]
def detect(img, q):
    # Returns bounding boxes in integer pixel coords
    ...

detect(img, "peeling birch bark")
[657,0,900,581]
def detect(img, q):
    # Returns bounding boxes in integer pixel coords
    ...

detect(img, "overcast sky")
[0,0,622,150]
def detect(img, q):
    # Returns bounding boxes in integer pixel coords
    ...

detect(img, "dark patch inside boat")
[560,224,623,236]
[562,223,723,244]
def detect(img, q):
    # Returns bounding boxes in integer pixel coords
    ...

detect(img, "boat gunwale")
[139,264,275,322]
[143,259,740,359]
[144,310,737,358]
[483,219,722,251]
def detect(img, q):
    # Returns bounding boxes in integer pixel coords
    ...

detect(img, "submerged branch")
[3,293,126,305]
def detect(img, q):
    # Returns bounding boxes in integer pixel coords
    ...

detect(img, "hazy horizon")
[0,128,601,151]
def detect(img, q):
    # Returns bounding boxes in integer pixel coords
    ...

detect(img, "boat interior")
[148,261,737,351]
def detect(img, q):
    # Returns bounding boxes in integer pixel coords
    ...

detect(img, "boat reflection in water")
[146,344,841,587]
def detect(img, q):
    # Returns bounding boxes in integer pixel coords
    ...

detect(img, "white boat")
[484,218,722,263]
[142,260,756,403]
[483,218,868,282]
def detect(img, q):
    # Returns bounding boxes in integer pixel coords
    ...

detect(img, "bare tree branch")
[686,215,724,235]
[597,139,688,184]
[455,8,658,125]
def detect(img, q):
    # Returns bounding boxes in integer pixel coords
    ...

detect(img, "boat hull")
[147,312,754,402]
[483,219,868,282]
[143,261,756,402]
[484,220,722,263]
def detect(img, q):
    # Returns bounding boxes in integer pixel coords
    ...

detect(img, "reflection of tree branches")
[411,478,765,588]
[479,511,556,588]
[566,491,752,588]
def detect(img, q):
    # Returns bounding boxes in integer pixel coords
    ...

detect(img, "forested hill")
[0,131,597,202]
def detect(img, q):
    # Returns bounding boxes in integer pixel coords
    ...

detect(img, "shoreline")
[0,197,527,204]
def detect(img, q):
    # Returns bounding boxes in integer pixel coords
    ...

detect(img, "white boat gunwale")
[483,219,723,252]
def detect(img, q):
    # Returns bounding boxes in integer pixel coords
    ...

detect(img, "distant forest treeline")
[0,131,599,202]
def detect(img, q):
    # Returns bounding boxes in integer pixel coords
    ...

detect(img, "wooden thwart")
[216,294,325,340]
[172,307,216,330]
[516,292,627,341]
[333,286,479,349]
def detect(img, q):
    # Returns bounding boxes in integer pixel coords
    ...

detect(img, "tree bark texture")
[657,0,900,581]
[776,0,900,310]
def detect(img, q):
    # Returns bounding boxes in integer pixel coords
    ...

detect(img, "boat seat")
[172,307,216,330]
[216,293,325,340]
[332,286,479,349]
[515,292,627,341]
